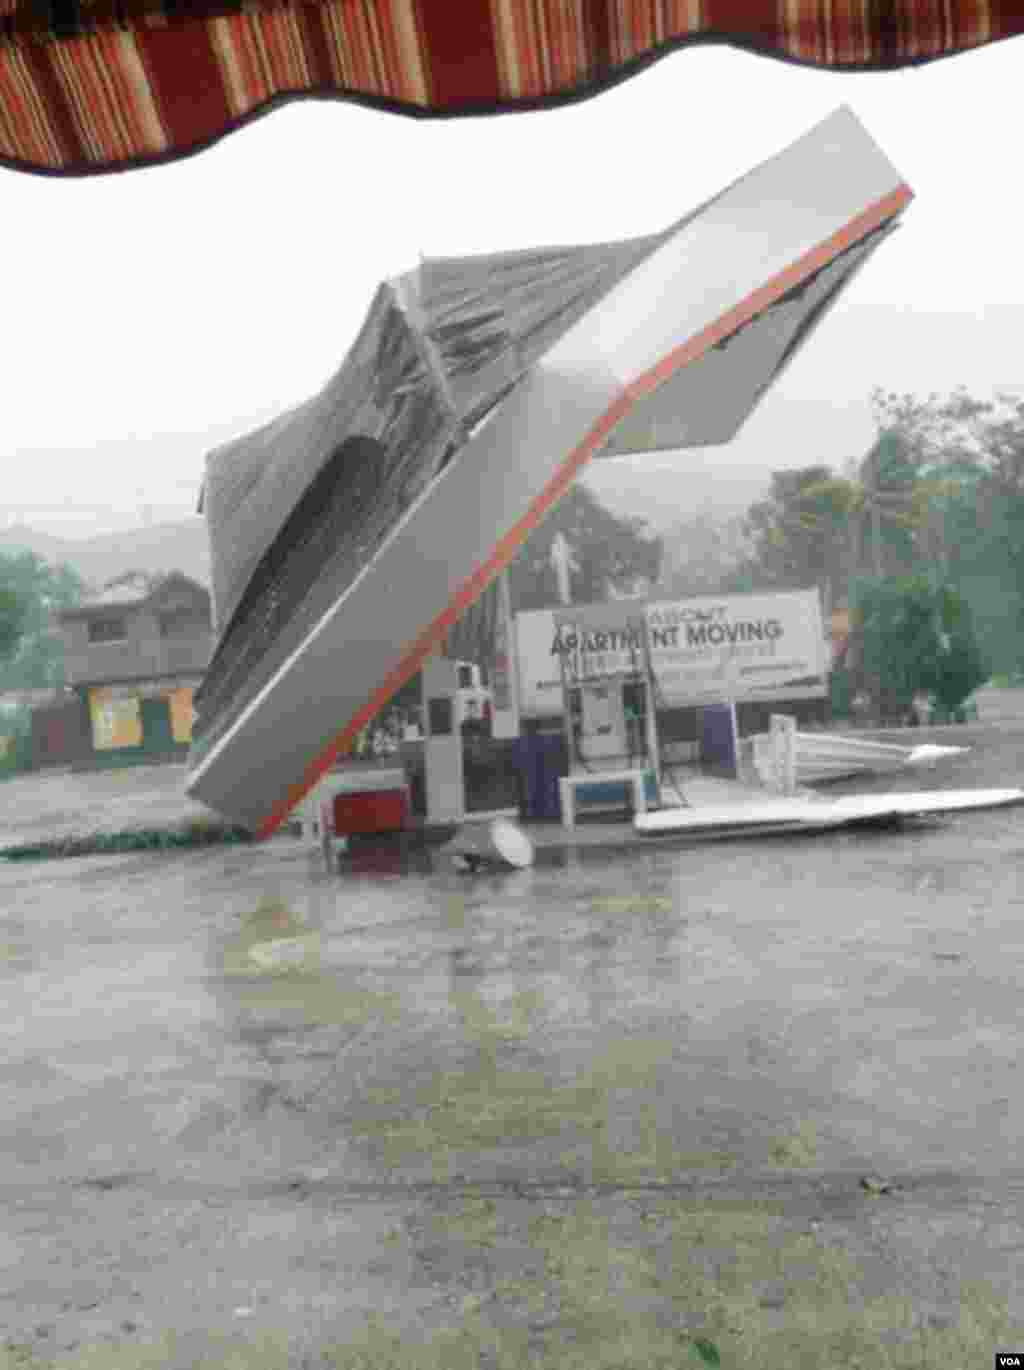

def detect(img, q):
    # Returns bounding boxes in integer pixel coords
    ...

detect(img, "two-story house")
[56,571,213,765]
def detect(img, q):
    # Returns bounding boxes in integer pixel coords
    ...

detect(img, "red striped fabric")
[0,0,1019,175]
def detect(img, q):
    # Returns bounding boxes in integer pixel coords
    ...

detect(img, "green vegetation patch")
[1,1331,294,1370]
[321,1197,1024,1370]
[221,898,404,1029]
[221,897,320,979]
[232,977,405,1032]
[587,895,675,916]
[4,1187,1024,1370]
[1,818,253,863]
[767,1120,819,1168]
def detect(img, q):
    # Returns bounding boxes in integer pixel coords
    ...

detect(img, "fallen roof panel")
[636,788,1024,839]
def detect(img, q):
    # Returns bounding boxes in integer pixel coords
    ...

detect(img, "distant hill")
[0,525,73,569]
[0,518,210,593]
[0,461,767,603]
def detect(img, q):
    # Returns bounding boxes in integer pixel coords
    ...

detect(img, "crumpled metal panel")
[195,282,457,758]
[195,234,668,762]
[201,399,322,637]
[202,285,451,640]
[413,234,667,423]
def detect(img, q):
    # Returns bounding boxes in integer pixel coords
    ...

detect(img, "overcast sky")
[1,36,1021,539]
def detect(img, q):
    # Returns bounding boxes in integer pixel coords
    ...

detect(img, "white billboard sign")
[516,591,827,717]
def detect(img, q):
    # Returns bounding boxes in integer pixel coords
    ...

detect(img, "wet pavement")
[3,704,1024,1367]
[0,763,217,851]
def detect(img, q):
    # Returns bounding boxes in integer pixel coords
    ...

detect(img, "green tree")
[870,386,1024,675]
[0,698,35,774]
[0,550,89,690]
[850,575,943,723]
[734,426,993,618]
[737,465,854,608]
[847,576,987,722]
[926,585,989,719]
[853,429,924,578]
[0,586,27,663]
[793,432,932,590]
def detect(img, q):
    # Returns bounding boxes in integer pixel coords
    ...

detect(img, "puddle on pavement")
[0,916,36,974]
[222,898,322,978]
[218,897,404,1032]
[0,939,33,971]
[214,885,741,1185]
[211,866,829,1192]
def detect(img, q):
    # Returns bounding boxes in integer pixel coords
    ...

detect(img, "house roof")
[89,572,157,607]
[57,571,209,621]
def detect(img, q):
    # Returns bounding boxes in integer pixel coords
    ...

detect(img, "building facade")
[56,571,213,767]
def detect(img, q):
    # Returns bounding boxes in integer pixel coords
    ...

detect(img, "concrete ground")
[0,763,218,851]
[3,690,1024,1368]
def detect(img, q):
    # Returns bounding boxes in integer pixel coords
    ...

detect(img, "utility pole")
[863,441,884,722]
[871,499,883,579]
[863,435,884,582]
[550,532,576,606]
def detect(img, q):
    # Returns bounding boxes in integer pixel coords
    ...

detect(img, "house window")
[88,617,127,644]
[159,608,201,639]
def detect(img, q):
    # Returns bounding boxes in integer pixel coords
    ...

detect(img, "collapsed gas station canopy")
[0,1,1020,177]
[185,106,912,835]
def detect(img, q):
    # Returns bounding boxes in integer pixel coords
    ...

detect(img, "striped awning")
[1,1,1021,177]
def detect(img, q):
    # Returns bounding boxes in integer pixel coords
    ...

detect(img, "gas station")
[182,106,913,846]
[294,572,835,845]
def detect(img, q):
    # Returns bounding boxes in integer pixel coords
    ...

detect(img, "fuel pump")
[557,611,660,781]
[578,680,628,763]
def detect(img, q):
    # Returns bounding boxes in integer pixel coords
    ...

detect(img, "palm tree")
[794,441,971,721]
[801,435,963,591]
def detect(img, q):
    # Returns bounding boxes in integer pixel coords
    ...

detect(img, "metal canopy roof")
[186,106,912,835]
